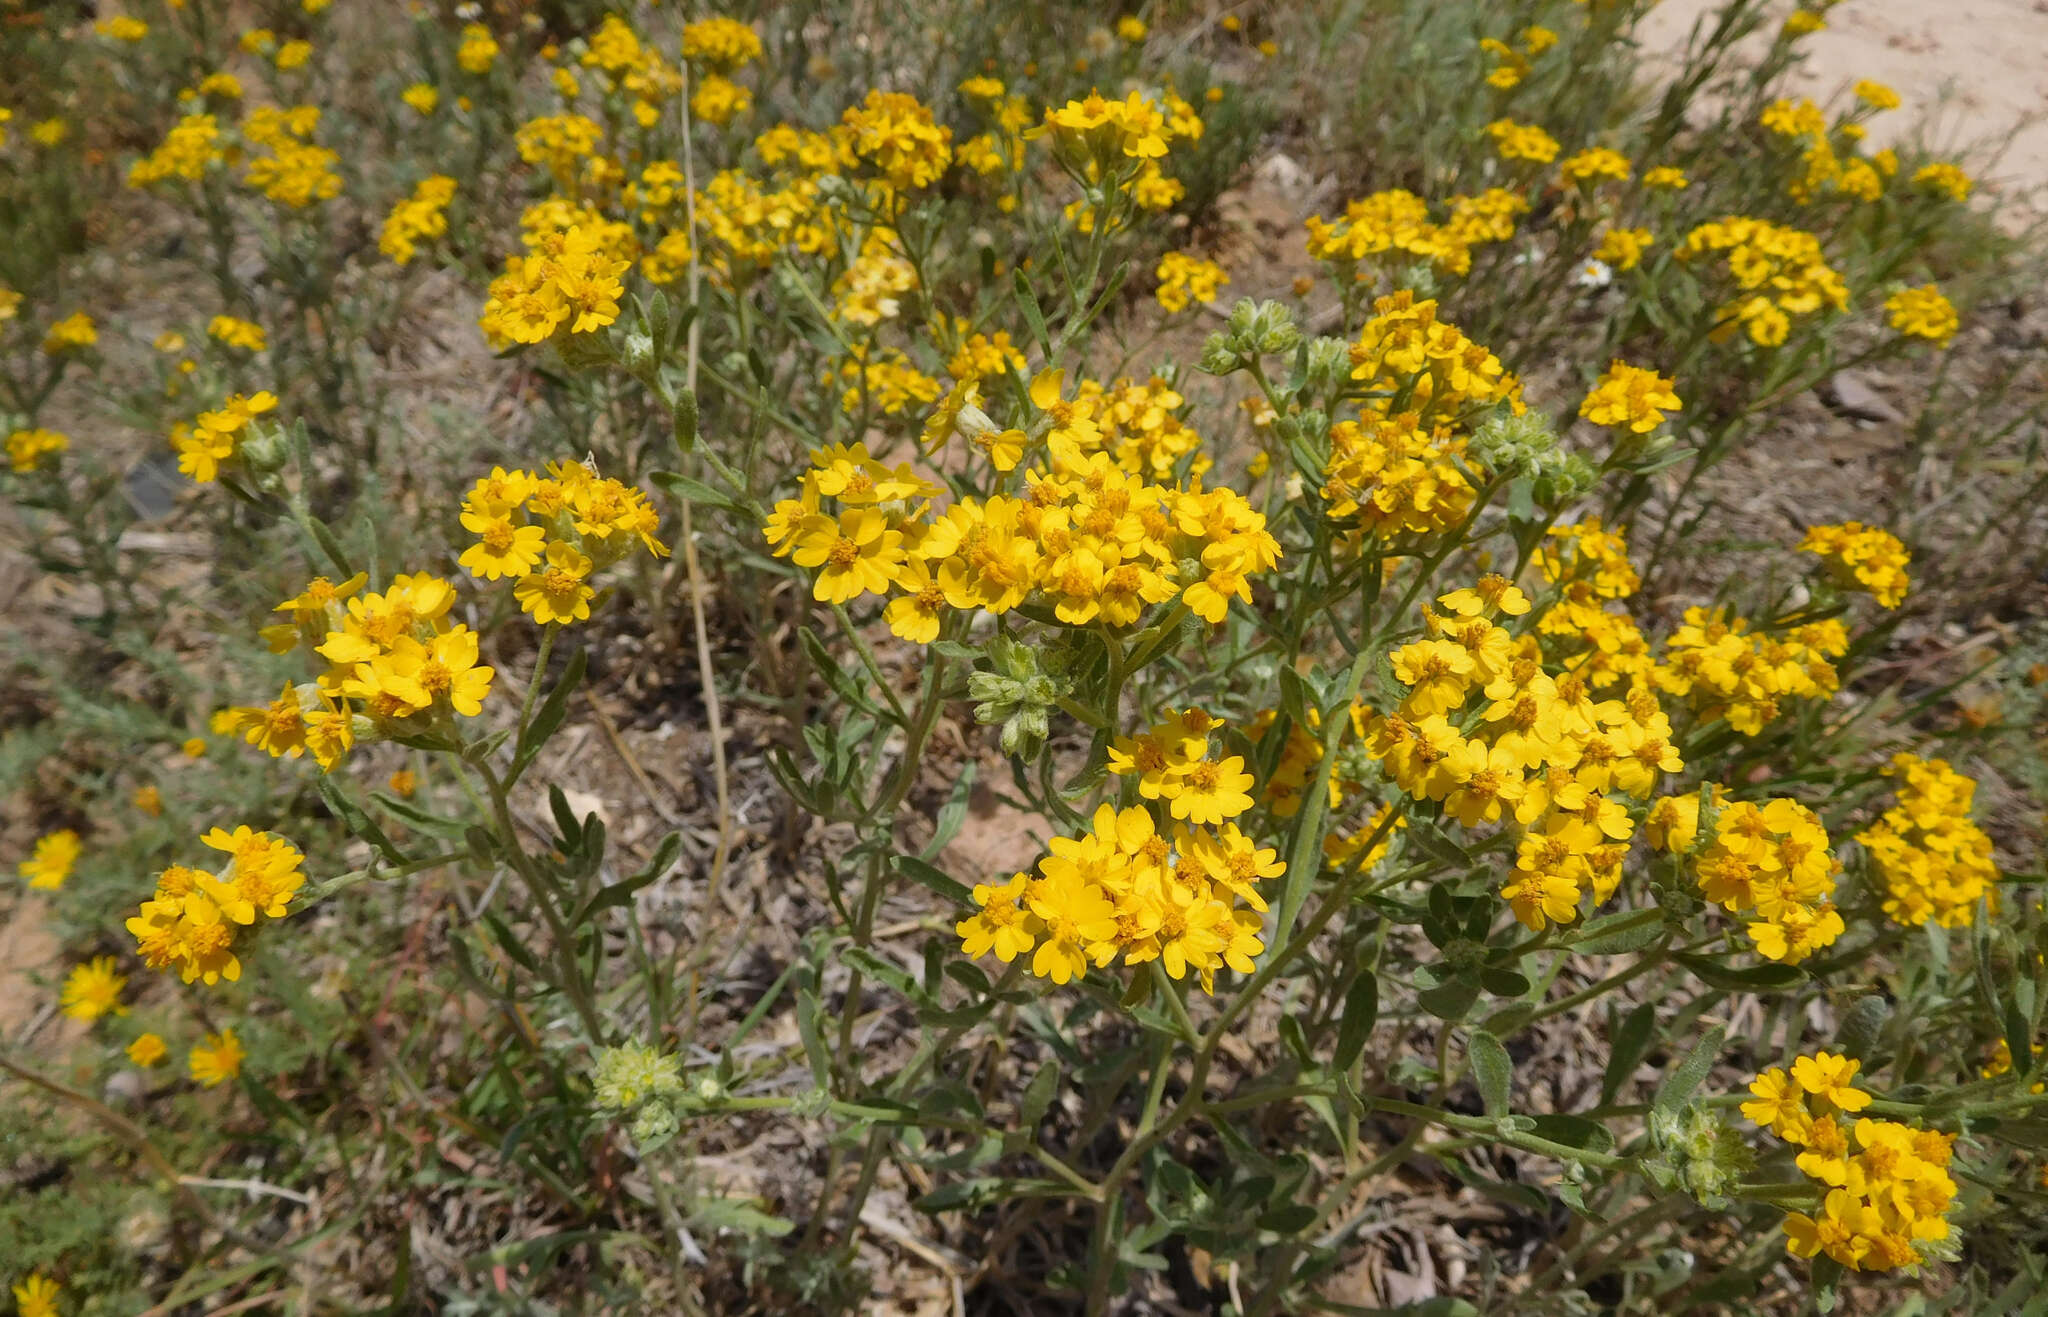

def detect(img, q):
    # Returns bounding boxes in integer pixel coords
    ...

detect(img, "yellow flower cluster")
[170,389,279,483]
[1560,146,1630,185]
[1305,188,1527,280]
[1479,26,1556,88]
[1798,521,1910,607]
[6,427,68,473]
[1674,217,1848,346]
[1154,251,1229,313]
[1855,754,1999,928]
[1743,1052,1958,1270]
[380,175,458,266]
[208,314,266,352]
[19,828,82,890]
[127,826,308,985]
[681,17,763,71]
[1758,96,1892,204]
[1885,284,1958,345]
[515,113,607,187]
[458,461,669,624]
[835,347,942,416]
[961,724,1279,992]
[1318,293,1518,543]
[1485,117,1561,164]
[456,22,498,75]
[1912,162,1973,202]
[1651,606,1847,735]
[837,89,953,193]
[1647,789,1844,962]
[831,228,918,325]
[1593,226,1654,271]
[769,411,1278,633]
[1362,573,1686,930]
[1578,360,1681,432]
[1533,519,1655,691]
[241,105,342,208]
[43,310,98,353]
[479,222,630,347]
[128,112,225,186]
[1031,89,1201,225]
[579,14,684,126]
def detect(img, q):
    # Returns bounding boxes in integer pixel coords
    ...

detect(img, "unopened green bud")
[1304,336,1351,394]
[1198,332,1242,376]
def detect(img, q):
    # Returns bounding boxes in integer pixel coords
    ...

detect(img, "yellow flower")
[1885,284,1958,345]
[1798,521,1909,607]
[460,509,548,580]
[133,784,163,816]
[182,737,208,758]
[207,314,267,352]
[789,508,907,605]
[1642,165,1688,190]
[20,829,81,890]
[61,957,129,1022]
[43,311,98,353]
[1792,1051,1873,1112]
[352,627,496,718]
[1155,251,1229,313]
[13,1274,60,1317]
[401,83,439,115]
[1559,146,1630,185]
[457,23,499,74]
[1579,360,1682,432]
[515,541,597,625]
[189,1028,247,1086]
[681,17,763,70]
[1912,161,1972,201]
[1484,117,1560,164]
[1854,79,1901,110]
[275,39,313,70]
[6,428,68,473]
[128,1032,170,1067]
[1165,757,1256,825]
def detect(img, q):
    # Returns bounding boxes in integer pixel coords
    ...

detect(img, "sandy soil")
[1637,0,2048,205]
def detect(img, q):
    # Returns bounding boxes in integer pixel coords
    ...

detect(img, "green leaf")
[371,792,470,839]
[1674,954,1803,992]
[1013,269,1051,358]
[1654,1023,1727,1116]
[1836,996,1889,1064]
[894,853,973,906]
[1574,909,1665,955]
[843,946,923,1005]
[1602,1001,1657,1104]
[1469,1029,1512,1117]
[1018,1058,1060,1128]
[920,762,978,860]
[1418,971,1480,1022]
[306,512,355,578]
[650,468,733,513]
[317,777,406,866]
[482,913,542,974]
[1526,1114,1613,1153]
[688,1197,793,1238]
[670,387,699,454]
[573,831,681,923]
[513,646,586,776]
[1333,970,1379,1071]
[548,784,584,849]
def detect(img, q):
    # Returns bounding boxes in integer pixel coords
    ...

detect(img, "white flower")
[1574,259,1613,290]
